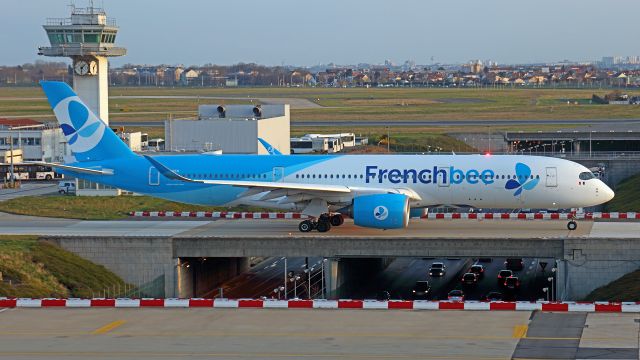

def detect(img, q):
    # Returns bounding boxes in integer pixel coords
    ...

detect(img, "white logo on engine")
[373,205,388,221]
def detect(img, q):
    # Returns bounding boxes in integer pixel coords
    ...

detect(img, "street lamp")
[304,267,315,299]
[289,275,301,299]
[542,287,549,302]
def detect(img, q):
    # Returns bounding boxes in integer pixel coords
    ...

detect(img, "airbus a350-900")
[36,81,614,232]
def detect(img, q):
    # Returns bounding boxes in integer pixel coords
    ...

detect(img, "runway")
[0,308,637,360]
[0,211,624,238]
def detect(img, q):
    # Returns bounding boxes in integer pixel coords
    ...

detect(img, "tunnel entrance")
[176,257,249,298]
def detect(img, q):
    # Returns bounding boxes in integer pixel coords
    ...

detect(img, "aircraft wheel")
[567,221,577,231]
[330,214,344,226]
[316,220,331,233]
[299,220,313,232]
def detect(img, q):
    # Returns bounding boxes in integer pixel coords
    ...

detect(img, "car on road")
[497,269,513,283]
[58,181,76,195]
[505,258,524,271]
[469,264,485,278]
[461,272,478,285]
[447,289,465,301]
[485,292,503,301]
[504,276,520,290]
[429,262,446,277]
[411,281,431,299]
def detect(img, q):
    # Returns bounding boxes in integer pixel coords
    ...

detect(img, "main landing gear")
[299,213,344,233]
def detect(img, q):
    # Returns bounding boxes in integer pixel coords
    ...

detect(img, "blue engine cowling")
[353,194,410,229]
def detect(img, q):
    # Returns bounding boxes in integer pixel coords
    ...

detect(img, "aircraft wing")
[24,161,114,175]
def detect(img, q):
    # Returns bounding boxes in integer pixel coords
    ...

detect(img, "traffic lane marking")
[513,325,528,338]
[91,320,126,335]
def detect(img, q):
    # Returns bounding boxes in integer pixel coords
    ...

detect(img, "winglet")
[258,138,282,155]
[143,155,191,181]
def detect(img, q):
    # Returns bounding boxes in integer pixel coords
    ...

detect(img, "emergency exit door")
[545,167,557,187]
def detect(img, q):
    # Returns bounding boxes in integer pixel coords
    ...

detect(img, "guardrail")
[1,298,638,312]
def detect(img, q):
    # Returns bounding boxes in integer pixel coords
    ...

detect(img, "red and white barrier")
[129,211,307,219]
[420,212,640,220]
[1,298,639,312]
[129,211,640,221]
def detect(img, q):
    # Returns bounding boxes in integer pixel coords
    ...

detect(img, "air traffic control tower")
[39,4,126,125]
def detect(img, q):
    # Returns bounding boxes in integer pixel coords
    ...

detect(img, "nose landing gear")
[567,220,577,231]
[298,213,344,233]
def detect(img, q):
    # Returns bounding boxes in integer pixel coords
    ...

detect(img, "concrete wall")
[45,236,175,297]
[558,238,640,300]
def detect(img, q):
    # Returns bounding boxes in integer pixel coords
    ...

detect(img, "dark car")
[505,258,524,271]
[504,276,520,290]
[497,269,513,283]
[429,262,446,277]
[469,264,485,278]
[411,281,431,299]
[461,272,478,285]
[447,289,465,301]
[485,292,503,301]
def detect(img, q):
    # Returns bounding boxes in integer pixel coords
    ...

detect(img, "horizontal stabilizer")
[25,161,113,175]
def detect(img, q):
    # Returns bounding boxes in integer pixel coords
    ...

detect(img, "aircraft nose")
[601,182,615,202]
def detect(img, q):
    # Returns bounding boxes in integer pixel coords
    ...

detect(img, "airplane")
[36,81,614,233]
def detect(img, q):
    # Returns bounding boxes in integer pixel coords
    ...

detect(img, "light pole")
[289,275,301,299]
[550,267,557,301]
[303,267,311,299]
[321,259,327,299]
[283,257,288,298]
[386,126,390,153]
[542,287,549,302]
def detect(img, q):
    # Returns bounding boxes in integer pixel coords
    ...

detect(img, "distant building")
[0,119,69,162]
[165,104,290,155]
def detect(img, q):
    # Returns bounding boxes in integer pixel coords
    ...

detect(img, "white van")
[58,181,76,195]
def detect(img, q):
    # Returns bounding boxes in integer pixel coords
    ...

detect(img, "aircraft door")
[545,167,557,187]
[272,167,285,182]
[149,167,160,186]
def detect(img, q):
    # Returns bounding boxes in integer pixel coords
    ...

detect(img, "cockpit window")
[579,172,595,180]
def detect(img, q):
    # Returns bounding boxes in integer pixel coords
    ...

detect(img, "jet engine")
[352,193,410,229]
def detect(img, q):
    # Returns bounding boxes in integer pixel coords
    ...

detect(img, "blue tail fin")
[40,81,135,162]
[258,137,282,155]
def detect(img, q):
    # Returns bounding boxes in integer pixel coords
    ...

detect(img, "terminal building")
[164,104,290,155]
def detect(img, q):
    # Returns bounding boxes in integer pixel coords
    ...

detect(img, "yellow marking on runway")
[512,324,528,338]
[91,320,126,335]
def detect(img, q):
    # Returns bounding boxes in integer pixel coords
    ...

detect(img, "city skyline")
[1,0,640,67]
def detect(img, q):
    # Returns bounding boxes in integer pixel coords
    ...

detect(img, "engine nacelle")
[252,105,262,117]
[217,105,226,118]
[353,194,410,229]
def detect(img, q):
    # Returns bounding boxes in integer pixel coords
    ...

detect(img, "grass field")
[603,173,640,212]
[0,236,126,298]
[2,86,640,123]
[0,195,268,220]
[584,269,640,301]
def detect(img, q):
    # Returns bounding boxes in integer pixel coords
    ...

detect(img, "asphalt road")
[0,182,58,201]
[0,308,637,360]
[216,256,556,301]
[111,118,640,128]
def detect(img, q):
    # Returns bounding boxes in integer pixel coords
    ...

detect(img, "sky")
[1,0,639,67]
